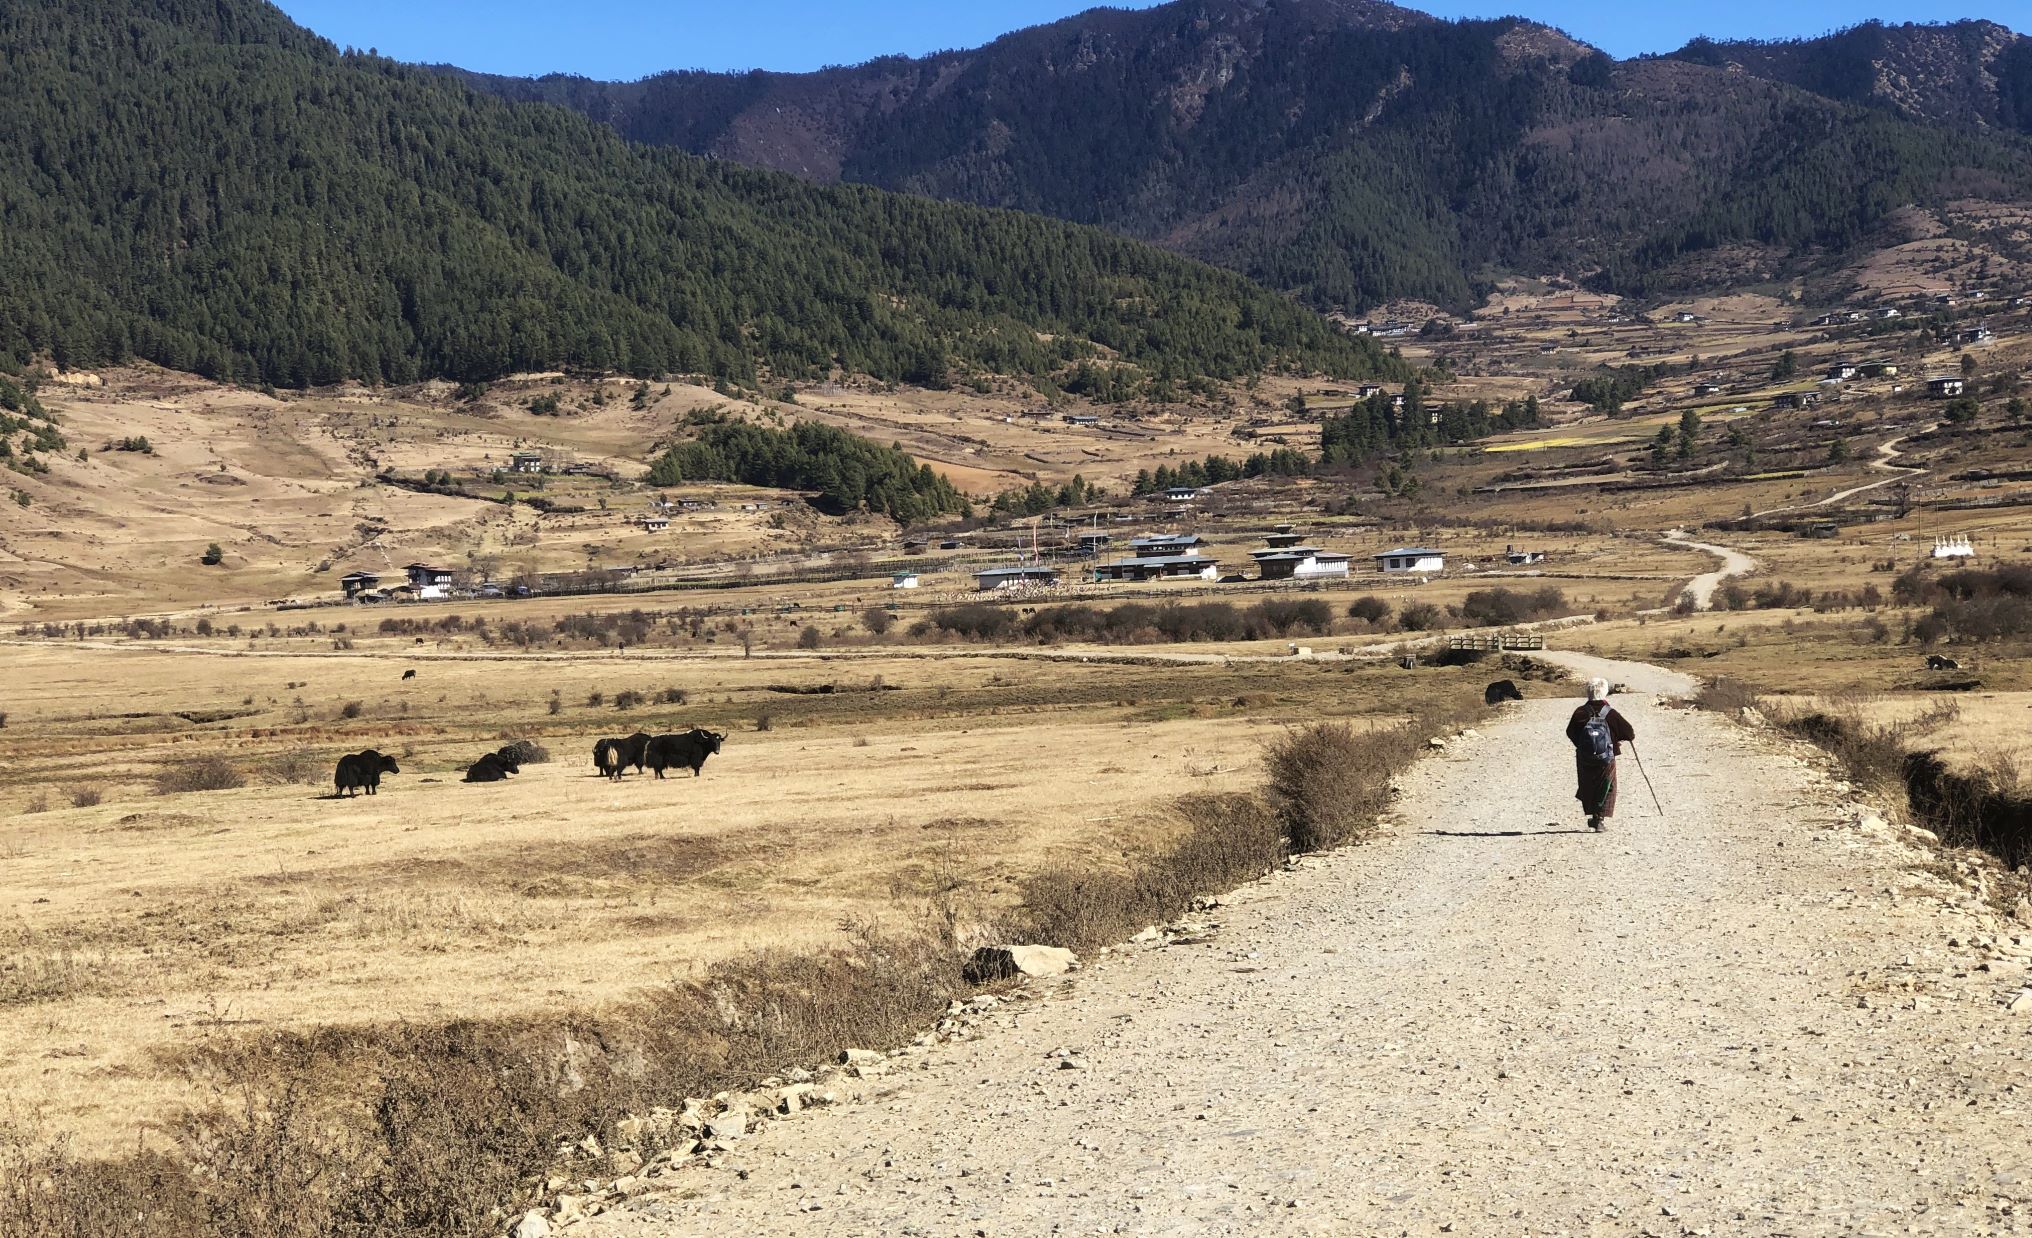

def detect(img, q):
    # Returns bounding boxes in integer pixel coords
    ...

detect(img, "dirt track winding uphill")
[584,654,2032,1237]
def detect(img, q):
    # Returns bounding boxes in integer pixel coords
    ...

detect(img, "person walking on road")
[1567,677,1635,832]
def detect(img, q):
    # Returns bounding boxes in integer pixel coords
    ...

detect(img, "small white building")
[1251,547,1351,580]
[1928,376,1967,399]
[973,565,1062,591]
[1374,547,1445,574]
[404,563,456,600]
[891,572,920,589]
[1505,546,1546,565]
[1162,486,1208,502]
[1093,555,1220,583]
[1932,536,1976,560]
[509,452,545,474]
[641,515,670,532]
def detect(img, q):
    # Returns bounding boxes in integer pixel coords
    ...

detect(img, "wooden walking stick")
[1628,742,1665,816]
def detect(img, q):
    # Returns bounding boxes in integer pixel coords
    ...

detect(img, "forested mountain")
[0,0,1394,389]
[449,0,2032,310]
[1667,21,2032,136]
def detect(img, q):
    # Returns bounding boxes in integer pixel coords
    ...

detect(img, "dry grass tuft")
[151,756,245,796]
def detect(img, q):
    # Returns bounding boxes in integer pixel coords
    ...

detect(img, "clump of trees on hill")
[923,599,1335,645]
[1569,365,1662,413]
[647,421,965,523]
[1318,385,1539,467]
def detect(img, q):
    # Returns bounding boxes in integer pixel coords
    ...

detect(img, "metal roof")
[1099,555,1217,568]
[1250,548,1348,561]
[974,565,1060,578]
[1373,548,1443,558]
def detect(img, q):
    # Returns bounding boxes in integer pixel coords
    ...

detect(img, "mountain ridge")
[0,0,1395,391]
[443,1,2032,311]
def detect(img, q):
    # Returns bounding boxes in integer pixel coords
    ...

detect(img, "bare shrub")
[497,738,550,765]
[339,700,363,719]
[658,687,687,705]
[585,689,604,707]
[266,749,327,786]
[1015,792,1285,950]
[152,755,245,796]
[862,607,894,636]
[22,792,48,814]
[1264,721,1415,852]
[1693,677,1760,715]
[797,625,823,650]
[547,691,563,716]
[68,784,103,808]
[614,688,646,709]
[755,712,774,732]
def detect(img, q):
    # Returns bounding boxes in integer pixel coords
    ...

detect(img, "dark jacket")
[1566,701,1636,816]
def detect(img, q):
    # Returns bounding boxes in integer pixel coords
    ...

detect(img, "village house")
[1374,547,1446,574]
[973,565,1061,591]
[508,452,544,474]
[1127,534,1206,558]
[1825,361,1859,381]
[1093,554,1220,583]
[891,571,920,589]
[403,563,456,600]
[1861,360,1900,378]
[1505,545,1546,565]
[1250,545,1351,580]
[1262,524,1307,549]
[641,515,670,532]
[1774,391,1821,410]
[1928,376,1967,399]
[1062,413,1101,427]
[1952,324,1994,347]
[1161,485,1208,502]
[340,570,381,599]
[1693,381,1724,396]
[1075,531,1114,555]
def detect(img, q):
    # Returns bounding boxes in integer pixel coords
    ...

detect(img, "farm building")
[1774,391,1821,410]
[1076,531,1114,555]
[1250,547,1351,580]
[1127,534,1206,558]
[1825,362,1859,381]
[1062,414,1101,427]
[403,563,456,600]
[1952,325,1994,346]
[1374,547,1445,574]
[1861,360,1900,378]
[1693,382,1723,396]
[1093,555,1220,583]
[509,452,545,474]
[641,515,670,532]
[1162,486,1208,502]
[1928,376,1967,398]
[891,572,920,589]
[340,571,381,599]
[1505,546,1546,565]
[973,565,1061,591]
[1932,536,1976,560]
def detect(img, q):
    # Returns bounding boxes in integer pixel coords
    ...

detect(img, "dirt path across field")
[582,651,2032,1237]
[1664,532,1758,610]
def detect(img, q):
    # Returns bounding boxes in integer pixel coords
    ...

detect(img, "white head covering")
[1586,677,1611,702]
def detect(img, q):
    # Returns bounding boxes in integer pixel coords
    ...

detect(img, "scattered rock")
[838,1047,884,1066]
[963,944,1078,983]
[2015,897,2032,928]
[2008,990,2032,1015]
[508,1210,552,1238]
[1427,736,1448,750]
[705,1105,751,1139]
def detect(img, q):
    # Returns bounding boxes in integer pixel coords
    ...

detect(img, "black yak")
[401,669,416,680]
[1483,679,1524,705]
[463,751,521,783]
[1926,654,1961,671]
[594,738,625,781]
[645,729,725,778]
[334,749,399,797]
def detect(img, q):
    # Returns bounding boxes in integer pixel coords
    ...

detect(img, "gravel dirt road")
[583,653,2032,1237]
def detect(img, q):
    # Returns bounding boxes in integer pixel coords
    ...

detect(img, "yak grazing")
[1483,679,1524,705]
[334,749,399,797]
[645,729,725,778]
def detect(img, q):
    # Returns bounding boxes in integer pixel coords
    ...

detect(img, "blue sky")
[273,1,2028,79]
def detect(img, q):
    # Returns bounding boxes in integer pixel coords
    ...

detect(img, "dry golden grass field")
[6,261,2032,1179]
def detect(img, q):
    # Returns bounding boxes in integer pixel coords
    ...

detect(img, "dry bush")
[1264,721,1418,853]
[339,701,363,720]
[497,738,550,765]
[755,712,773,732]
[1693,677,1761,715]
[658,687,686,705]
[265,749,327,786]
[1015,791,1285,950]
[613,688,646,709]
[67,785,103,809]
[151,756,245,796]
[22,792,49,814]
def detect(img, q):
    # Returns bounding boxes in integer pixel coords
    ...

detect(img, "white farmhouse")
[1373,547,1445,574]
